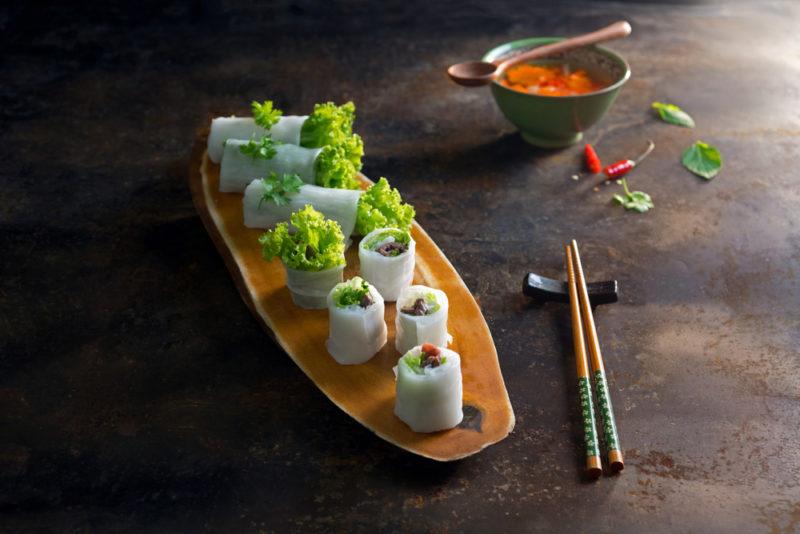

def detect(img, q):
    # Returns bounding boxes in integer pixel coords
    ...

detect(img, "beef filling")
[401,297,429,316]
[359,293,373,308]
[420,343,442,368]
[375,241,407,257]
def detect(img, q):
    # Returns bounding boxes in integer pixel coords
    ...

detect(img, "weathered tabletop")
[2,1,799,532]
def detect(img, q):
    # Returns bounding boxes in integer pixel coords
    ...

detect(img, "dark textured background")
[2,1,799,532]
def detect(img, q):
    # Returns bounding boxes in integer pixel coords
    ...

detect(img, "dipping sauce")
[500,63,607,96]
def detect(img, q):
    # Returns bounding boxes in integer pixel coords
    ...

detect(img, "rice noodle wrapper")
[394,286,449,354]
[394,346,463,433]
[325,285,387,365]
[207,116,308,163]
[284,264,345,309]
[358,230,416,302]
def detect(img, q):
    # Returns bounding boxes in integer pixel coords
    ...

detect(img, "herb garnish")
[240,136,281,160]
[613,178,654,213]
[652,102,695,128]
[257,172,303,208]
[251,100,283,129]
[682,141,722,180]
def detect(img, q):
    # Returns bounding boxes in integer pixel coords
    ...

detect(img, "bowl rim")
[482,36,631,100]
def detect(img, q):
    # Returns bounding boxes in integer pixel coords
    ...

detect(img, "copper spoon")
[447,21,632,87]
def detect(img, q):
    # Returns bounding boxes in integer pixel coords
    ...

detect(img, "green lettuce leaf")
[314,144,360,189]
[300,101,356,148]
[651,102,695,128]
[355,178,415,235]
[252,100,283,129]
[258,205,345,271]
[340,133,364,170]
[682,140,722,180]
[331,277,371,308]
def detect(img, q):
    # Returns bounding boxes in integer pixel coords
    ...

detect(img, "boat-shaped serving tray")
[189,135,514,461]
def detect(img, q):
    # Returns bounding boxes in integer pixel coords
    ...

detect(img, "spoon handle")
[495,21,632,74]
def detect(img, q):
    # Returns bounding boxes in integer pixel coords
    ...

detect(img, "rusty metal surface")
[2,1,799,531]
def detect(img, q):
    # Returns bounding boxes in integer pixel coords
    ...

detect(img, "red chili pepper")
[584,143,602,174]
[603,159,635,179]
[604,140,655,180]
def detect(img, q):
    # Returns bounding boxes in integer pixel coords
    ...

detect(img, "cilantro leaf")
[652,102,695,128]
[240,136,281,160]
[682,140,722,180]
[257,172,303,208]
[251,100,283,129]
[613,178,654,213]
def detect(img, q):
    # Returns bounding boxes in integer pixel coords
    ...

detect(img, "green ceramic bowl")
[483,38,630,148]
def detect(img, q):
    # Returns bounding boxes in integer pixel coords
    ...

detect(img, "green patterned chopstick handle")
[578,376,600,457]
[594,370,620,452]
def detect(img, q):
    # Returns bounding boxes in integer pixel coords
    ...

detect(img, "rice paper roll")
[243,179,362,238]
[207,116,308,163]
[220,140,322,193]
[259,205,347,310]
[394,344,463,433]
[285,264,345,309]
[325,277,387,365]
[358,227,415,301]
[395,285,449,354]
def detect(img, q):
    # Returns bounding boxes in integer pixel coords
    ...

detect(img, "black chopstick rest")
[522,273,618,305]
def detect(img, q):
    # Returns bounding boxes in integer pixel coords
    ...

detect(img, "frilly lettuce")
[315,144,360,190]
[341,133,364,170]
[300,101,356,148]
[331,277,371,308]
[258,205,345,271]
[355,178,415,235]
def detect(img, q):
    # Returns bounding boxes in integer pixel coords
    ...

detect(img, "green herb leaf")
[331,277,371,308]
[240,136,281,160]
[251,100,283,129]
[613,178,654,213]
[258,205,345,271]
[651,102,695,128]
[257,172,303,208]
[355,177,415,235]
[682,140,722,180]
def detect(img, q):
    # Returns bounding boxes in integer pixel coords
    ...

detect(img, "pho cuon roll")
[325,277,387,365]
[395,343,463,433]
[358,227,415,301]
[395,285,449,354]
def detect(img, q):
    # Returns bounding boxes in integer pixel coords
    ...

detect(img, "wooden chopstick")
[565,245,603,478]
[570,240,624,472]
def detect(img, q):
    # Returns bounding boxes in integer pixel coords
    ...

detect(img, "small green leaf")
[614,179,654,213]
[240,136,281,160]
[257,172,303,208]
[652,102,695,128]
[251,100,283,129]
[682,141,722,180]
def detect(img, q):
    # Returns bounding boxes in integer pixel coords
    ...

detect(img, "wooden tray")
[188,135,514,461]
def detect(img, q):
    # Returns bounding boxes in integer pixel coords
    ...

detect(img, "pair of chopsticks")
[564,240,623,477]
